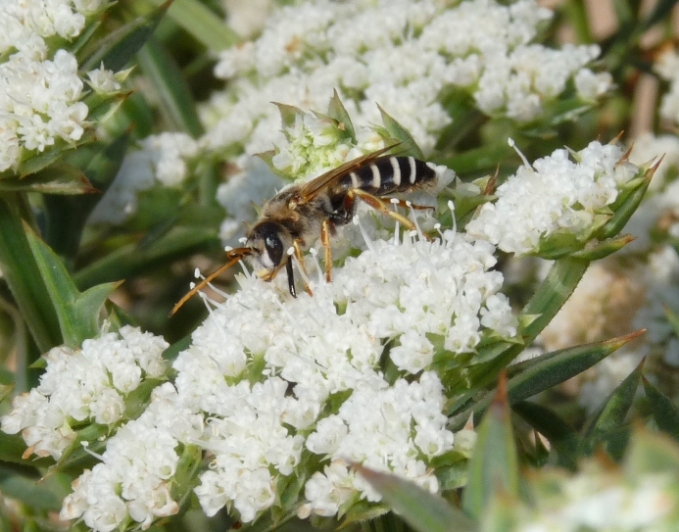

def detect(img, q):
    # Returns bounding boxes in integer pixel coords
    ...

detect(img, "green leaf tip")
[24,225,119,348]
[351,463,478,532]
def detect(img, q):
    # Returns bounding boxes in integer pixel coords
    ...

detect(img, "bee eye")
[264,234,283,266]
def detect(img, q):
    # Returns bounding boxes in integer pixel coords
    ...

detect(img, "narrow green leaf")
[596,168,651,240]
[81,2,171,72]
[137,37,204,137]
[462,375,519,520]
[0,164,97,195]
[0,196,62,352]
[611,0,636,28]
[0,469,65,511]
[327,89,356,144]
[507,331,645,405]
[274,102,303,130]
[641,0,679,30]
[522,258,590,340]
[71,17,104,59]
[664,305,679,338]
[571,234,635,261]
[14,145,78,179]
[25,228,118,347]
[561,0,594,44]
[44,133,130,261]
[354,465,477,532]
[74,227,218,290]
[448,258,592,418]
[0,382,13,403]
[513,401,579,470]
[146,0,239,52]
[643,376,679,443]
[580,358,644,459]
[377,105,424,160]
[0,432,53,469]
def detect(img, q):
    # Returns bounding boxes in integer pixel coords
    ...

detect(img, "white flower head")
[60,384,200,532]
[0,1,112,171]
[1,326,169,460]
[170,211,515,521]
[466,140,640,255]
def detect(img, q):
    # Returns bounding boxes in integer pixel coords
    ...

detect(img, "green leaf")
[449,331,643,430]
[25,227,119,348]
[522,258,590,340]
[641,0,679,30]
[146,0,239,52]
[0,469,66,511]
[595,165,651,240]
[353,465,477,532]
[377,105,425,160]
[73,226,219,290]
[327,89,356,144]
[44,133,130,261]
[462,376,519,521]
[611,0,636,28]
[507,331,644,404]
[137,37,204,137]
[580,358,644,459]
[81,1,171,72]
[513,401,579,470]
[571,234,635,261]
[0,196,62,352]
[274,102,303,130]
[13,144,80,179]
[643,376,679,443]
[0,163,96,195]
[0,382,13,403]
[664,305,679,338]
[0,431,53,468]
[448,258,590,414]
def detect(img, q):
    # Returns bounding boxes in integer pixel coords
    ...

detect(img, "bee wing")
[295,145,398,204]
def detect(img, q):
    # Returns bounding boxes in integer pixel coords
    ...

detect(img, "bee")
[172,146,438,314]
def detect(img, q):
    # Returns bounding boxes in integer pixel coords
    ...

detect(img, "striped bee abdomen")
[337,156,436,196]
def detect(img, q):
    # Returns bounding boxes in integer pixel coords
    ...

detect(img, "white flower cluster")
[0,0,116,172]
[299,372,451,517]
[655,47,679,126]
[139,133,199,187]
[205,0,609,159]
[466,141,640,255]
[60,384,202,532]
[171,227,517,522]
[1,326,168,460]
[87,132,199,224]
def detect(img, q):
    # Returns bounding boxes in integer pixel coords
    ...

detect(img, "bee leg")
[321,219,333,283]
[285,259,297,298]
[347,189,434,242]
[292,239,314,296]
[384,198,436,212]
[347,189,415,229]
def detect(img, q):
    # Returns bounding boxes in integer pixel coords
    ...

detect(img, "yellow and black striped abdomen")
[337,156,436,196]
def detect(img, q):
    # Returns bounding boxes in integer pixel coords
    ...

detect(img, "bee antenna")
[170,248,253,315]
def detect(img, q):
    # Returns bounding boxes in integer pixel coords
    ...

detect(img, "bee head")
[246,221,291,274]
